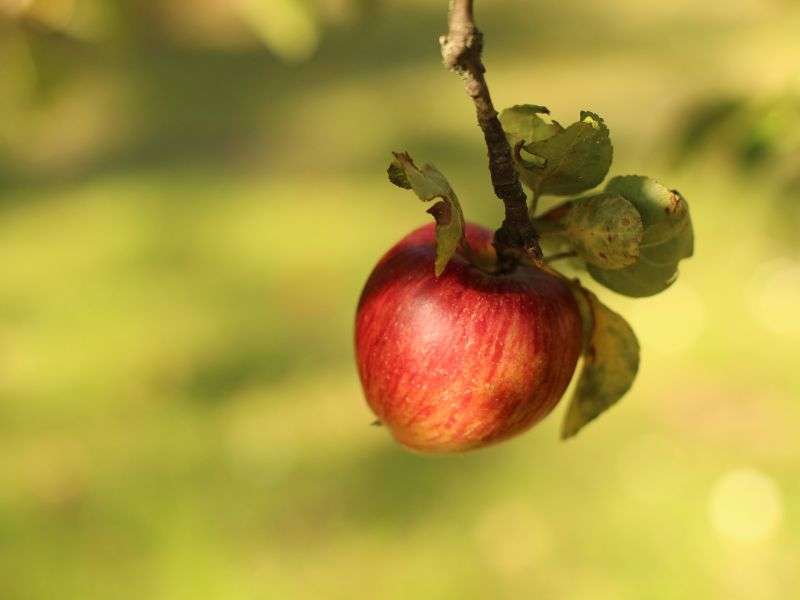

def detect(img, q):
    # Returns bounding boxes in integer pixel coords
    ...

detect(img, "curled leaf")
[387,161,411,189]
[604,176,688,245]
[587,216,694,297]
[564,193,644,269]
[500,108,613,197]
[388,152,466,276]
[531,200,574,235]
[499,105,560,149]
[587,176,694,297]
[562,286,640,439]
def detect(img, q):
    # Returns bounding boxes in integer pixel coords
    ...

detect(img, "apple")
[355,222,583,452]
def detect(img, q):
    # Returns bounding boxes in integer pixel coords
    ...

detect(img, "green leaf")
[604,176,689,245]
[503,109,613,197]
[388,152,465,276]
[587,176,694,297]
[499,105,561,148]
[562,286,639,439]
[563,193,644,269]
[587,217,694,297]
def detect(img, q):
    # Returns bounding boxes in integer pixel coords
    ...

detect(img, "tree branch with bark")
[439,0,542,268]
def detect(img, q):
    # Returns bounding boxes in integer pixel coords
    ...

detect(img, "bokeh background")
[1,0,799,598]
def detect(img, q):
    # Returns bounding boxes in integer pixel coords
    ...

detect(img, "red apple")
[355,222,583,452]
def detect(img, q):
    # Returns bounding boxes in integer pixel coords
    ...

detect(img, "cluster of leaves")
[386,105,694,439]
[499,105,693,437]
[500,105,694,299]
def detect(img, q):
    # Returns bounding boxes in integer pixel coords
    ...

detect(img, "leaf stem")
[529,189,542,217]
[440,0,542,268]
[544,250,577,264]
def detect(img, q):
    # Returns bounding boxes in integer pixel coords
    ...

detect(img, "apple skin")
[355,222,583,453]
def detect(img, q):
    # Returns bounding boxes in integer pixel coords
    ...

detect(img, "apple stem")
[440,0,543,269]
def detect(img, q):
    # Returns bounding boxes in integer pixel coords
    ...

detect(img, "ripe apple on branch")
[354,0,694,453]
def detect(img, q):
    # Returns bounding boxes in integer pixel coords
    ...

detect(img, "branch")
[439,0,542,267]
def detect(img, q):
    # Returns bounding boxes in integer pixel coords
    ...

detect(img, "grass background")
[1,0,799,598]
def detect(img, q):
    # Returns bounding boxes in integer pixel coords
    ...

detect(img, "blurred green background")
[1,0,799,598]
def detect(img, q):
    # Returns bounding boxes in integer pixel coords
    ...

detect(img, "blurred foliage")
[0,0,376,51]
[2,1,800,599]
[674,87,800,242]
[675,90,800,176]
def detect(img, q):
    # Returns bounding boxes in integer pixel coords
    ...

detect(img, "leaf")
[499,105,561,148]
[509,110,613,197]
[388,152,465,276]
[531,200,574,236]
[587,217,694,297]
[563,193,644,269]
[562,286,640,439]
[387,161,411,189]
[604,176,688,245]
[587,176,694,297]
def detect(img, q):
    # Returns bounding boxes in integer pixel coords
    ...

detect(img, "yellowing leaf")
[388,152,465,276]
[588,176,694,297]
[564,193,644,269]
[562,286,639,439]
[604,175,688,246]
